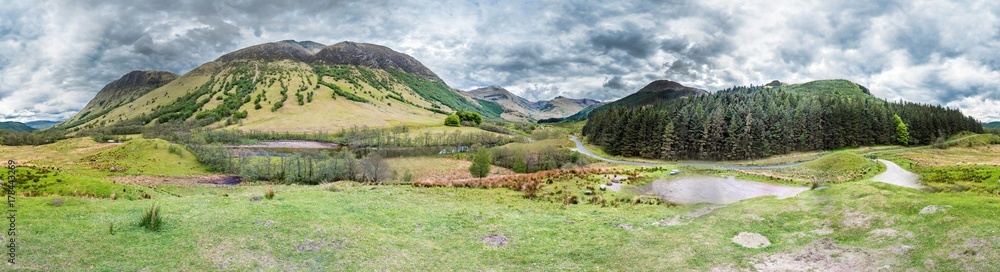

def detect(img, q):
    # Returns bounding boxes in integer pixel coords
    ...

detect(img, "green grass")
[6,179,1000,270]
[83,138,209,177]
[737,152,882,183]
[0,166,146,199]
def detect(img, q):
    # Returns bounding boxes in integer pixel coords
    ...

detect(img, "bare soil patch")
[731,232,771,249]
[481,234,509,247]
[752,238,899,271]
[919,205,951,215]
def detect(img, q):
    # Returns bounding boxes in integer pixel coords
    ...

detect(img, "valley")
[2,40,999,271]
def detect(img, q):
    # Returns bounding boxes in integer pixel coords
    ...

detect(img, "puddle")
[637,176,808,204]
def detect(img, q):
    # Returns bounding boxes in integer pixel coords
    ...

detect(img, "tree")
[469,148,491,178]
[893,114,909,146]
[455,110,483,126]
[360,153,390,183]
[444,114,460,127]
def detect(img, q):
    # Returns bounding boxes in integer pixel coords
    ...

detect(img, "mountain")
[596,80,707,111]
[0,121,35,132]
[62,40,495,132]
[24,120,61,129]
[984,121,1000,128]
[463,86,602,122]
[60,70,178,129]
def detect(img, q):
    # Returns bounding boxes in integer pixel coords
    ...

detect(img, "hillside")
[60,70,178,128]
[984,121,1000,128]
[595,80,707,110]
[463,86,602,121]
[62,40,496,132]
[0,121,35,132]
[583,79,983,161]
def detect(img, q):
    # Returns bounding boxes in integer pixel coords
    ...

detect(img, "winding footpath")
[871,159,922,189]
[569,135,928,189]
[570,135,807,170]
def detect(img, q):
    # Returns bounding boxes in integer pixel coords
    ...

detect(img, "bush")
[402,169,413,183]
[265,187,275,200]
[456,110,483,126]
[469,148,492,178]
[139,204,162,231]
[444,114,460,127]
[168,145,184,157]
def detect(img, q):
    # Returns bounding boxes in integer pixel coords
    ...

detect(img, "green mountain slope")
[63,40,496,132]
[58,70,178,130]
[0,121,35,132]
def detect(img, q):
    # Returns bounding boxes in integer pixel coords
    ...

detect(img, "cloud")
[1,0,999,122]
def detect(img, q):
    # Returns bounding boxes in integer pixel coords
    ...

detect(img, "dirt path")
[570,136,804,169]
[637,176,808,204]
[871,159,922,189]
[569,136,661,167]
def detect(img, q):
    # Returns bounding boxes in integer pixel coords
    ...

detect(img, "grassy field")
[3,134,1000,270]
[880,136,1000,195]
[4,177,999,270]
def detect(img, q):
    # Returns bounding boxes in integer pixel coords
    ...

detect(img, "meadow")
[1,132,999,270]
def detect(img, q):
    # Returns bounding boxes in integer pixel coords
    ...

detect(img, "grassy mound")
[740,152,881,183]
[83,138,208,177]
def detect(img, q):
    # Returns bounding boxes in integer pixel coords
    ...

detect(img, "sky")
[1,0,999,122]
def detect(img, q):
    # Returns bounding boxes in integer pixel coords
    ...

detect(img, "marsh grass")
[264,187,275,200]
[139,203,162,231]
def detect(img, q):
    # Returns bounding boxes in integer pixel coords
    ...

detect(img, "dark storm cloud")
[1,0,999,122]
[588,23,658,59]
[603,76,628,91]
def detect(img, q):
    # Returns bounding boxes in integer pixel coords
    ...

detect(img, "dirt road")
[871,159,922,189]
[569,136,804,169]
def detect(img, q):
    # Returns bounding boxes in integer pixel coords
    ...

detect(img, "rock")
[919,205,951,215]
[584,190,594,195]
[249,196,262,201]
[732,232,771,248]
[606,182,613,186]
[599,184,607,190]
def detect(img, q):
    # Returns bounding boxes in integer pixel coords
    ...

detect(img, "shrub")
[265,187,275,200]
[444,114,460,127]
[139,204,162,231]
[402,169,413,183]
[168,145,184,157]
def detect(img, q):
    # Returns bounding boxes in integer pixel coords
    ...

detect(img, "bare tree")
[360,152,390,183]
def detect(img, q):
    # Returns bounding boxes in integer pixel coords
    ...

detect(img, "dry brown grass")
[412,167,645,196]
[896,145,1000,167]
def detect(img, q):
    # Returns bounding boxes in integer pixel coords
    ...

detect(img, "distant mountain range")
[459,86,602,122]
[984,121,1000,128]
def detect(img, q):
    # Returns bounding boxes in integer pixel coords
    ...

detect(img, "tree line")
[583,85,983,161]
